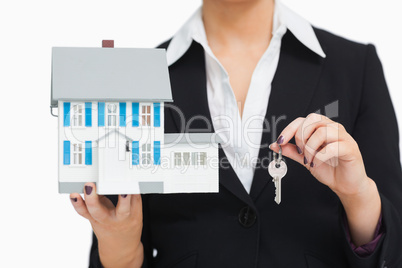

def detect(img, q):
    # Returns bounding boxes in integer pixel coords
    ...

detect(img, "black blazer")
[90,28,402,268]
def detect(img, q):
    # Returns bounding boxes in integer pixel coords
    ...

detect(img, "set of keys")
[268,145,287,204]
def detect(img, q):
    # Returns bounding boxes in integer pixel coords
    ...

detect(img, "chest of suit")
[143,31,365,268]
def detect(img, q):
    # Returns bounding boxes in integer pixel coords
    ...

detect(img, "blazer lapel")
[165,31,326,205]
[166,41,254,207]
[249,30,326,202]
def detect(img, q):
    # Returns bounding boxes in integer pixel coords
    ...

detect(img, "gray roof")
[164,133,222,144]
[51,47,173,107]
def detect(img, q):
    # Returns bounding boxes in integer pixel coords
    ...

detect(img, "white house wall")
[58,100,165,193]
[97,142,219,195]
[160,145,218,194]
[58,100,219,195]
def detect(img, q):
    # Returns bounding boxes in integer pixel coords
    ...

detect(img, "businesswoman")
[70,0,402,267]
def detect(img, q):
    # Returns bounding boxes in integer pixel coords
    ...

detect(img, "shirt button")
[238,206,257,228]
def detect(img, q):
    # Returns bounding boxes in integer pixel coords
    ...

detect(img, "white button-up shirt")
[166,1,326,193]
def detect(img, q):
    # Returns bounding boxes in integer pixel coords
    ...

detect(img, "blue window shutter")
[132,141,139,165]
[119,102,126,127]
[85,102,92,127]
[85,141,92,165]
[154,103,160,127]
[63,102,70,127]
[63,141,70,165]
[132,103,139,127]
[98,102,105,127]
[154,141,161,165]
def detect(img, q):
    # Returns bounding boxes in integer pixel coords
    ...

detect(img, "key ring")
[273,145,282,168]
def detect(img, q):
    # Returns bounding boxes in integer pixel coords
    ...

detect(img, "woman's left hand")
[270,113,382,246]
[269,113,370,197]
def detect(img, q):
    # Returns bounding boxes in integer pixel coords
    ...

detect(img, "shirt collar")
[166,0,326,66]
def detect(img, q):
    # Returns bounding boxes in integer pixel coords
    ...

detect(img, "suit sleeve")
[343,44,402,268]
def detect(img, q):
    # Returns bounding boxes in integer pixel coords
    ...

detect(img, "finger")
[116,194,132,219]
[70,193,94,221]
[276,117,305,145]
[303,126,341,166]
[84,183,112,223]
[270,142,304,166]
[310,141,353,168]
[295,113,330,153]
[130,194,143,220]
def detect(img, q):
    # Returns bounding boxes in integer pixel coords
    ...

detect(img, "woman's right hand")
[70,183,144,268]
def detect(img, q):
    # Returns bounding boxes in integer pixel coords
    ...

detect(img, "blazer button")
[238,206,257,228]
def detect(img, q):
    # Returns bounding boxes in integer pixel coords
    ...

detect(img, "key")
[268,159,287,204]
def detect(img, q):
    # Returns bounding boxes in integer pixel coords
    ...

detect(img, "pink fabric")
[344,212,383,257]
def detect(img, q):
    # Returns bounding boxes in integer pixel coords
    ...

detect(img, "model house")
[51,40,219,195]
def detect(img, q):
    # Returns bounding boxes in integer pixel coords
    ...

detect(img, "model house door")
[102,133,131,182]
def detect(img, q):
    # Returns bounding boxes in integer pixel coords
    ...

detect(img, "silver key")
[268,159,287,204]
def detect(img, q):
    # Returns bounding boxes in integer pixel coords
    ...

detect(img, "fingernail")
[296,146,302,154]
[304,156,308,165]
[71,197,78,203]
[277,135,284,145]
[310,162,314,168]
[85,185,93,195]
[121,194,127,198]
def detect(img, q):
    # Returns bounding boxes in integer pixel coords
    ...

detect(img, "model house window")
[141,143,151,165]
[192,152,207,166]
[191,152,197,165]
[199,152,207,165]
[174,152,207,167]
[72,103,84,127]
[141,104,151,126]
[174,152,182,166]
[106,103,118,127]
[72,143,84,165]
[183,152,190,165]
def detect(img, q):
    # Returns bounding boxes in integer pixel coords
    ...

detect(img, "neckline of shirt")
[166,0,326,67]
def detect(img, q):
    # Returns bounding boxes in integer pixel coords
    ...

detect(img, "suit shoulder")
[313,27,374,66]
[313,27,368,49]
[313,27,370,60]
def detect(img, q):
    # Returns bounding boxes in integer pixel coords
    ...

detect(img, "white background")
[1,0,401,267]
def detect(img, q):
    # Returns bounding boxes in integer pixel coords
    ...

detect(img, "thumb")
[269,142,305,167]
